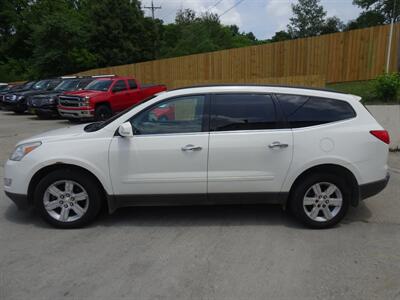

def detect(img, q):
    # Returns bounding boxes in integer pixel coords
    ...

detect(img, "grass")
[326,80,400,104]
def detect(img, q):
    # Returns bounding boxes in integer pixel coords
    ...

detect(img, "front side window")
[277,94,356,128]
[130,95,205,135]
[210,93,276,131]
[113,80,128,92]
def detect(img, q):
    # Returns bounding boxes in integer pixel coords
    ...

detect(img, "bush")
[374,73,400,102]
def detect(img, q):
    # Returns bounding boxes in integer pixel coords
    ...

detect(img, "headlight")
[10,141,42,161]
[17,95,24,100]
[48,96,56,104]
[79,96,90,107]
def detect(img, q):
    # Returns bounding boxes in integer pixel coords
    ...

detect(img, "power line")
[219,0,245,17]
[144,1,162,20]
[206,0,224,13]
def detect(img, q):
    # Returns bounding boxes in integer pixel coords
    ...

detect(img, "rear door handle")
[268,141,289,149]
[181,144,202,151]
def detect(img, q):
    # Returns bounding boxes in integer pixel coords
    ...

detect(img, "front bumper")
[4,191,30,210]
[58,107,94,119]
[359,173,390,200]
[28,105,58,116]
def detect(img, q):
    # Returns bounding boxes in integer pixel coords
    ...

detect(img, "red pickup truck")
[58,76,167,121]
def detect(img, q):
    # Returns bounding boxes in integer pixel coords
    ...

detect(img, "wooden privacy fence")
[77,24,400,88]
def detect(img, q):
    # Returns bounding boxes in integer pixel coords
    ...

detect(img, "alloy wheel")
[43,180,89,222]
[302,182,343,222]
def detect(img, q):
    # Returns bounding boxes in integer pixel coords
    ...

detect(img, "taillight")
[370,130,390,144]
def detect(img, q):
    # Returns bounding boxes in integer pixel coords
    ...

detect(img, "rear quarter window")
[276,94,356,128]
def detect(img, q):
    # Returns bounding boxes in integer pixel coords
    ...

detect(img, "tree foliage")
[0,2,258,82]
[353,0,399,23]
[288,0,327,38]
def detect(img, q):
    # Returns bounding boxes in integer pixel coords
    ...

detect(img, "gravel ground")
[0,110,399,300]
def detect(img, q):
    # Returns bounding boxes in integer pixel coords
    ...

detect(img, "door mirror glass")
[118,122,134,137]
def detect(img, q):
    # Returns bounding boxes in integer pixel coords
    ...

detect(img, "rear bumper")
[58,107,94,119]
[5,191,30,210]
[359,173,390,200]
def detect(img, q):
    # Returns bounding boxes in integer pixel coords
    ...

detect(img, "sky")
[142,0,362,39]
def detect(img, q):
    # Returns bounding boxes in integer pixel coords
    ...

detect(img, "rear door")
[207,93,293,197]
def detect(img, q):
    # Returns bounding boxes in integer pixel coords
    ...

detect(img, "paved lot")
[0,110,399,300]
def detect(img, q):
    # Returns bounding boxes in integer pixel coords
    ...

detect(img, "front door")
[109,94,209,198]
[207,93,293,196]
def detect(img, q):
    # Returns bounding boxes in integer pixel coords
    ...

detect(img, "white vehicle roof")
[163,85,361,102]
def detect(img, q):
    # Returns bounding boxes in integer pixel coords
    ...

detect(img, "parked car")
[27,77,95,119]
[0,82,34,110]
[3,79,62,113]
[57,76,167,121]
[4,85,390,229]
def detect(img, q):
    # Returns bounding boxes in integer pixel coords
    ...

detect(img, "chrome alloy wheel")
[43,180,89,222]
[303,182,343,222]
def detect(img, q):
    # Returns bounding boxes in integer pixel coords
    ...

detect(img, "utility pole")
[144,1,161,20]
[386,0,398,73]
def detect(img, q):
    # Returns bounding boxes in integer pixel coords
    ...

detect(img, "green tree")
[346,10,386,30]
[270,30,292,42]
[353,0,400,23]
[81,0,154,67]
[288,0,327,38]
[29,0,96,78]
[321,16,345,34]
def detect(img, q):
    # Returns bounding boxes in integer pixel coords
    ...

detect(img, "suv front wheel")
[34,169,103,228]
[290,173,350,229]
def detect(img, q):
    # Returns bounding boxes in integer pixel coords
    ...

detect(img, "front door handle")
[181,144,202,151]
[268,141,289,149]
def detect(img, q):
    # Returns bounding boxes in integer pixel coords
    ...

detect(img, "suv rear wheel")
[290,173,350,229]
[34,169,103,228]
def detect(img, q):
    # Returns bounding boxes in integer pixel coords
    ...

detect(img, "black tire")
[95,104,112,121]
[289,173,350,229]
[36,112,52,120]
[34,169,103,228]
[13,108,26,114]
[67,118,81,123]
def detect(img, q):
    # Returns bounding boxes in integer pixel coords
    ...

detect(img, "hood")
[18,124,90,145]
[14,89,48,97]
[31,91,60,99]
[63,90,106,98]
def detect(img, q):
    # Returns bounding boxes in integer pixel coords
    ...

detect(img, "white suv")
[4,85,390,228]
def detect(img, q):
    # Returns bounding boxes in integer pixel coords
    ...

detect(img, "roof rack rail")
[91,74,116,78]
[60,76,78,79]
[171,83,350,95]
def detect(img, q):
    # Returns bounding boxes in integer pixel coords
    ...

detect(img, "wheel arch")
[27,163,111,211]
[287,164,360,207]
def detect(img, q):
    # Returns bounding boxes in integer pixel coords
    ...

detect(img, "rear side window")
[113,80,128,92]
[277,94,356,128]
[210,94,276,131]
[128,79,137,89]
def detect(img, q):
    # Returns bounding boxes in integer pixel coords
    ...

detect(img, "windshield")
[32,80,50,90]
[54,79,80,91]
[0,85,8,91]
[84,95,157,132]
[22,81,36,89]
[84,79,113,91]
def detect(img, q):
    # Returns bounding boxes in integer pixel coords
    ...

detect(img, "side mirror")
[118,122,133,137]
